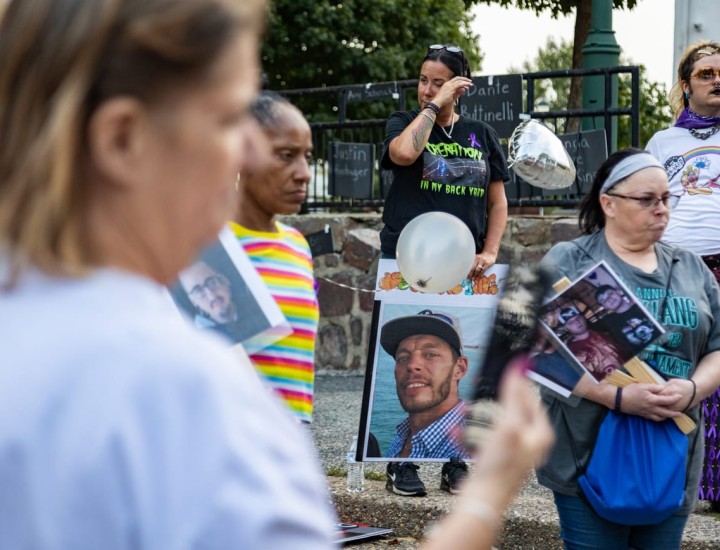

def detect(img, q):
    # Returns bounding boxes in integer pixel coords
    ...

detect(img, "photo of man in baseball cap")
[380,309,471,497]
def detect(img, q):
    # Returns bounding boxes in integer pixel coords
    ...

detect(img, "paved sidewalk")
[309,373,720,549]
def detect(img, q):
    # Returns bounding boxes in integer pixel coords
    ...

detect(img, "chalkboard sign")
[556,129,608,195]
[330,142,375,199]
[304,225,335,258]
[458,74,523,139]
[345,82,400,103]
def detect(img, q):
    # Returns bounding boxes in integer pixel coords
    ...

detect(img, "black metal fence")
[280,66,640,212]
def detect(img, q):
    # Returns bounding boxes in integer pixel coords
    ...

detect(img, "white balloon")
[396,212,475,293]
[507,119,576,190]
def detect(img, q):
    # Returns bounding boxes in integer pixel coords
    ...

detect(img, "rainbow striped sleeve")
[229,221,318,422]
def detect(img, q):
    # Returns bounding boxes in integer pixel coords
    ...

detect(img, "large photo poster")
[358,259,508,462]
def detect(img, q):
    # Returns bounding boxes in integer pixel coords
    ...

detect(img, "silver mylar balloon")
[507,119,576,190]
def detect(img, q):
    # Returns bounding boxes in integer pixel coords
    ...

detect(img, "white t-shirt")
[0,266,336,549]
[646,126,720,255]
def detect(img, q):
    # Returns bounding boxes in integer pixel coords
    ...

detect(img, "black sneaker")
[386,462,426,497]
[440,457,469,494]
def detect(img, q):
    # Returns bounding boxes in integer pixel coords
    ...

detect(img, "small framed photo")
[538,261,664,383]
[167,228,290,354]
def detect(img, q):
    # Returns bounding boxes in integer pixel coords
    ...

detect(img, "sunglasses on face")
[690,67,720,82]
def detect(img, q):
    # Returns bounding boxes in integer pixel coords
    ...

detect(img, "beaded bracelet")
[425,102,440,115]
[682,379,697,413]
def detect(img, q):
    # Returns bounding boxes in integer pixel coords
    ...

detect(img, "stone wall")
[282,213,582,373]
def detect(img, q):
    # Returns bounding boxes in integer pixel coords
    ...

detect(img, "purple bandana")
[674,108,720,129]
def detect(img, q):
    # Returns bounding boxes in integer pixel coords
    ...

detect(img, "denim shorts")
[553,492,688,550]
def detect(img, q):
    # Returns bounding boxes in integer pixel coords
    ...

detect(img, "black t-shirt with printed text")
[380,109,509,256]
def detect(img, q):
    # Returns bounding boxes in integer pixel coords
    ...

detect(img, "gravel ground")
[309,373,720,549]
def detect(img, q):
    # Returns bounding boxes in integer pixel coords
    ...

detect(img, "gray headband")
[599,153,664,195]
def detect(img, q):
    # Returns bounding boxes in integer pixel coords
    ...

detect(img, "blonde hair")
[0,0,265,282]
[669,40,720,118]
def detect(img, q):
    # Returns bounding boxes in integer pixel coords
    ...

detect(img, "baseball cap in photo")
[380,309,463,358]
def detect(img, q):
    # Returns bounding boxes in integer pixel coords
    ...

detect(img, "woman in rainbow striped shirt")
[230,91,317,423]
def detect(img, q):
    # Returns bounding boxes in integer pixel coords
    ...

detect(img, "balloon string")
[315,276,378,294]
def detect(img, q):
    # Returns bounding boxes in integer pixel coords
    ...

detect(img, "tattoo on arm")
[411,114,434,151]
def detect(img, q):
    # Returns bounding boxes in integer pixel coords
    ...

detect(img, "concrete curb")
[329,477,720,549]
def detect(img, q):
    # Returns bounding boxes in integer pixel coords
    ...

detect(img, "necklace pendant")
[439,114,456,139]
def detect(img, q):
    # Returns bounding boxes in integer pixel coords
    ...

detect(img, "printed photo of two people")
[537,260,664,387]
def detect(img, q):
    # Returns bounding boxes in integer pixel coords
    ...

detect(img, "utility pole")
[582,0,621,151]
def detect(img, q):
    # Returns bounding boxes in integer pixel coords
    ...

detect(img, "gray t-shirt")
[536,230,720,515]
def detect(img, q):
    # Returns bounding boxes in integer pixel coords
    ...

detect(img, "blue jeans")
[553,493,688,550]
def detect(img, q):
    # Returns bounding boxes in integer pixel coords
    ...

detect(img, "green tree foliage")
[510,37,672,148]
[262,0,482,120]
[473,0,637,18]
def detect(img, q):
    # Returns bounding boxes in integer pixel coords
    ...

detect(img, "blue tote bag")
[567,411,688,525]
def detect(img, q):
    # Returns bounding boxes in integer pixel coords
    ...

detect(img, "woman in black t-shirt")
[380,44,509,278]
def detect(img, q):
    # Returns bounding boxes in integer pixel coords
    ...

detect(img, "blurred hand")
[461,360,555,510]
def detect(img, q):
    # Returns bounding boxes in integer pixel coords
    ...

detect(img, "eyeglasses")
[188,274,225,300]
[605,192,682,209]
[427,44,464,57]
[690,67,720,82]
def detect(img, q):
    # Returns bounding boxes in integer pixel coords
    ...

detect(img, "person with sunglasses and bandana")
[646,40,720,513]
[537,148,720,548]
[379,43,509,498]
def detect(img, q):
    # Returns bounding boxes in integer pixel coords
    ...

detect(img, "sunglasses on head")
[691,66,720,82]
[428,44,464,56]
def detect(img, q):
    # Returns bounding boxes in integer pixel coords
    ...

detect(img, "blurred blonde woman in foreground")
[0,0,552,548]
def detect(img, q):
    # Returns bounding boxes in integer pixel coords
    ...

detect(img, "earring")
[685,91,691,100]
[235,172,241,191]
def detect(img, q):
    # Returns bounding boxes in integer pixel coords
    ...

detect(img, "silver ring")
[475,264,484,271]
